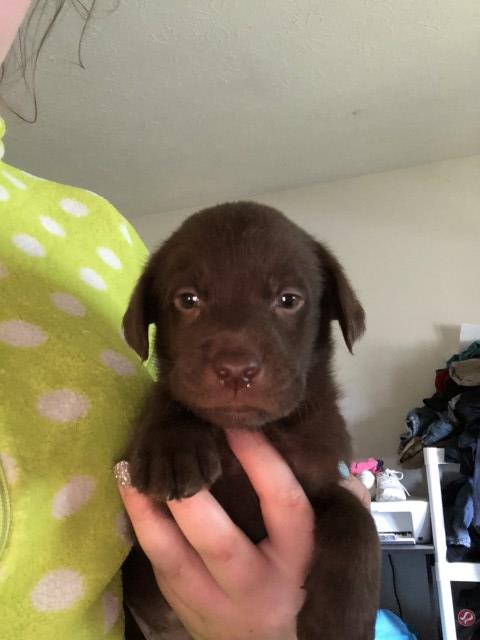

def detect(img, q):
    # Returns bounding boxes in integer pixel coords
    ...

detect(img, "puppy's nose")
[212,353,261,389]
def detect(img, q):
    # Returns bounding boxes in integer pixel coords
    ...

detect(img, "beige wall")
[132,155,480,469]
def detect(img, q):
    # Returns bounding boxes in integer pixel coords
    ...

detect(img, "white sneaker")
[375,469,410,502]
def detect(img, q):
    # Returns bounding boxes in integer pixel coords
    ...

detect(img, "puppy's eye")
[174,291,201,311]
[276,292,304,311]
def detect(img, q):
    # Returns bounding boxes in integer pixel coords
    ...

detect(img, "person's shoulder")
[0,160,145,257]
[3,160,116,213]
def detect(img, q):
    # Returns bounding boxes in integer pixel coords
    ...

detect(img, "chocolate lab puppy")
[122,201,379,639]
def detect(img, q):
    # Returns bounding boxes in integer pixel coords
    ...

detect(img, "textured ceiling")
[1,0,480,219]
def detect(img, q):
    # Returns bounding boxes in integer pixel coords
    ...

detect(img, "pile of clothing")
[399,340,480,461]
[398,340,480,562]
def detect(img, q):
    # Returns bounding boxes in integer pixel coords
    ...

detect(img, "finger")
[339,476,371,509]
[226,429,314,573]
[167,488,265,594]
[117,478,225,607]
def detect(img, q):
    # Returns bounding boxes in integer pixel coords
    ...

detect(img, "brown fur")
[122,201,380,639]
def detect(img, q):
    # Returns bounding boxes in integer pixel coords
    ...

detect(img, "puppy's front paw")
[129,426,221,501]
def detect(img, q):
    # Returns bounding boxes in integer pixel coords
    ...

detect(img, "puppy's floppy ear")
[123,262,156,361]
[315,242,366,353]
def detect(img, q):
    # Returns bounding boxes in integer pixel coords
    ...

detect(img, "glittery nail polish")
[113,460,131,487]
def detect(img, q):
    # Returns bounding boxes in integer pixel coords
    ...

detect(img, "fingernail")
[113,460,131,487]
[337,460,350,479]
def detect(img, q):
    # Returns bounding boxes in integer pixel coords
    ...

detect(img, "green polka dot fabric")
[0,117,153,638]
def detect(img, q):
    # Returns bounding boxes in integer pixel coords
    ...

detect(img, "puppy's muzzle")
[211,349,262,392]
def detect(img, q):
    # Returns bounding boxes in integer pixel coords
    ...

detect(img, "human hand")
[338,465,372,509]
[117,429,314,640]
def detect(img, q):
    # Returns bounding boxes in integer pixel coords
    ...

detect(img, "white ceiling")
[2,0,480,219]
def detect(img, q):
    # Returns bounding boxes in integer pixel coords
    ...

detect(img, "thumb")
[114,461,172,561]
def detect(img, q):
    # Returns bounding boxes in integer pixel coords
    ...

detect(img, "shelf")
[381,544,434,553]
[423,446,477,640]
[423,446,459,469]
[444,562,480,582]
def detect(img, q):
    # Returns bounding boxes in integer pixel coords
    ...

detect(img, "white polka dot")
[50,292,86,317]
[0,452,18,486]
[52,476,96,519]
[2,170,27,190]
[80,267,107,291]
[0,185,9,201]
[0,320,47,348]
[116,510,133,545]
[37,389,90,423]
[102,591,120,633]
[97,247,122,270]
[39,215,65,237]
[12,234,46,257]
[120,224,132,244]
[100,350,136,376]
[0,264,9,279]
[60,198,88,217]
[30,569,85,612]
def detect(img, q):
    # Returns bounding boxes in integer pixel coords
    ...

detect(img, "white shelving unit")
[424,447,480,639]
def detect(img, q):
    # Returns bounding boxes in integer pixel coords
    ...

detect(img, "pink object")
[350,458,381,475]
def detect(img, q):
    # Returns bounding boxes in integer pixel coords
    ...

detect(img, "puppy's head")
[123,202,364,429]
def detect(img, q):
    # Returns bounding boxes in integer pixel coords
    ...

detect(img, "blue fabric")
[448,478,474,548]
[401,407,436,444]
[422,411,454,445]
[447,340,480,366]
[401,407,453,448]
[375,610,417,640]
